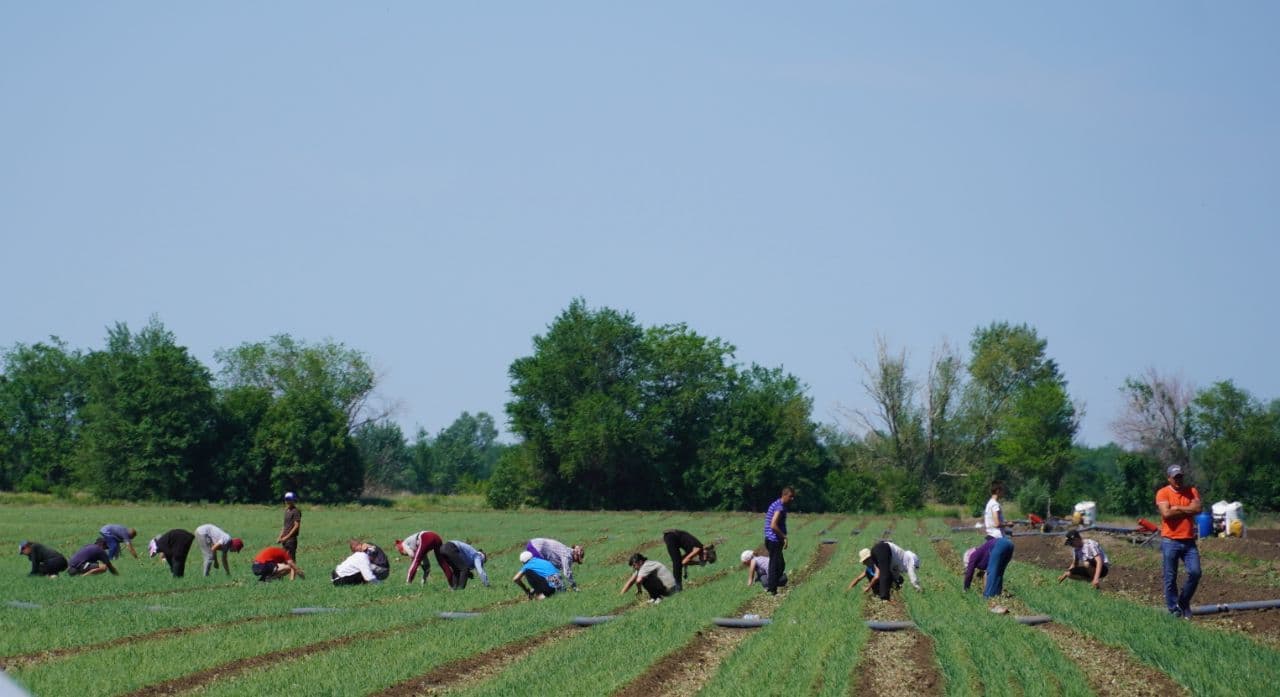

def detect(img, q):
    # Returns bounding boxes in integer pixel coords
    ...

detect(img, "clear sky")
[3,3,1277,446]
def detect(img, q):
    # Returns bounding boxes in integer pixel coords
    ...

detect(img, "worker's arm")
[906,563,922,592]
[770,511,787,549]
[561,554,577,590]
[106,560,119,575]
[219,547,230,574]
[746,564,757,586]
[278,521,299,543]
[619,572,639,595]
[681,547,702,566]
[126,541,138,559]
[474,557,489,587]
[846,570,867,591]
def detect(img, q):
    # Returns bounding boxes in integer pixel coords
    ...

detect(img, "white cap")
[963,548,975,569]
[519,551,533,563]
[740,550,754,564]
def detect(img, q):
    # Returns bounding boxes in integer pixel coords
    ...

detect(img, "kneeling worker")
[68,539,118,577]
[1058,530,1109,589]
[251,546,303,582]
[741,550,787,589]
[332,540,382,585]
[20,541,69,578]
[620,553,679,603]
[513,550,562,600]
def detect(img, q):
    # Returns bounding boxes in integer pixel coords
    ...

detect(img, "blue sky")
[3,3,1277,446]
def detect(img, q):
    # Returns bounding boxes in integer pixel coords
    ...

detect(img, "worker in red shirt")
[251,546,304,582]
[1156,464,1202,618]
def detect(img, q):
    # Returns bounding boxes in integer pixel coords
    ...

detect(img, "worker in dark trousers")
[662,529,716,591]
[149,529,196,578]
[762,487,795,595]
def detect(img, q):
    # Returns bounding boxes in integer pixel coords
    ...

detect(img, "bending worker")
[149,528,195,578]
[864,541,922,601]
[513,550,562,600]
[525,538,584,591]
[98,524,138,560]
[396,530,445,584]
[662,529,716,591]
[194,523,244,576]
[439,540,489,589]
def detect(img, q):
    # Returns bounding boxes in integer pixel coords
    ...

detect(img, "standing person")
[396,530,445,584]
[20,541,68,578]
[513,550,562,600]
[251,546,303,581]
[525,538,584,591]
[866,541,923,601]
[194,524,244,576]
[148,529,195,578]
[332,540,382,586]
[762,487,795,595]
[354,540,391,581]
[984,482,1007,539]
[662,529,716,591]
[68,539,118,577]
[98,524,138,560]
[1157,464,1202,619]
[278,492,301,562]
[1057,530,1110,589]
[844,549,880,594]
[620,553,679,603]
[741,550,787,589]
[438,540,489,589]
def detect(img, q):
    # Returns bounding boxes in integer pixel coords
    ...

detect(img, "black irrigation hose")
[1190,599,1280,615]
[437,611,482,619]
[569,615,616,626]
[713,617,772,628]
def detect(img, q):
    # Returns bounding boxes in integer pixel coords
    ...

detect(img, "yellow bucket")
[1072,511,1083,526]
[1229,519,1244,537]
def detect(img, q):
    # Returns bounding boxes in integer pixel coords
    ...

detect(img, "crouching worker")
[866,542,922,601]
[251,546,303,582]
[663,529,716,591]
[1058,530,1109,589]
[149,529,195,578]
[332,540,382,585]
[353,540,390,581]
[845,549,880,594]
[741,550,787,589]
[20,541,68,578]
[621,553,679,603]
[513,550,562,600]
[68,539,118,577]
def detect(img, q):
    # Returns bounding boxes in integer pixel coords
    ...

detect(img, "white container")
[1073,501,1097,526]
[1222,501,1245,537]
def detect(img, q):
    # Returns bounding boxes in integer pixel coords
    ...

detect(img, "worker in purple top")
[98,524,138,560]
[962,536,1014,613]
[762,486,795,595]
[68,538,118,577]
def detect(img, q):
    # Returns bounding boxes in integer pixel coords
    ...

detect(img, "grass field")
[3,500,1280,696]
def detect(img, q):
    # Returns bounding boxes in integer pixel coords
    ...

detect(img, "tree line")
[3,304,1278,512]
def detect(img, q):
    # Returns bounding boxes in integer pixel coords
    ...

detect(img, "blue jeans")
[103,535,121,560]
[1161,538,1201,615]
[984,538,1014,599]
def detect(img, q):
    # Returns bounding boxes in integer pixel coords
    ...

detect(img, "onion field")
[3,501,1280,696]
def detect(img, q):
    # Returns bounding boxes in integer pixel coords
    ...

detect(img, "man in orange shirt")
[251,546,304,582]
[1156,464,1202,618]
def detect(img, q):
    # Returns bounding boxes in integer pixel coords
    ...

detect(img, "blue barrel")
[1195,511,1214,538]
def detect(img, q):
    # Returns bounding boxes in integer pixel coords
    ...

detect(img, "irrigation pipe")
[1190,599,1280,616]
[1016,615,1052,626]
[569,615,616,626]
[291,607,343,615]
[437,611,482,619]
[866,620,916,631]
[713,617,772,628]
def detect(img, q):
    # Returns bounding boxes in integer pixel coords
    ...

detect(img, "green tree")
[257,388,362,502]
[0,338,85,492]
[416,412,503,494]
[1191,381,1280,509]
[352,420,413,494]
[210,385,273,503]
[75,319,218,501]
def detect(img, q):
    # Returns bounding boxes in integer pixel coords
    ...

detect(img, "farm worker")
[68,538,118,577]
[865,542,922,601]
[513,550,563,600]
[663,529,716,591]
[620,553,679,603]
[1157,464,1202,619]
[1057,530,1110,589]
[251,546,303,581]
[194,523,244,576]
[763,486,795,595]
[984,481,1007,539]
[962,537,1014,612]
[98,524,138,560]
[332,540,382,585]
[396,530,445,584]
[742,550,787,589]
[20,540,68,578]
[278,492,301,562]
[148,529,195,578]
[525,538,584,591]
[439,540,489,589]
[353,540,391,581]
[844,549,880,594]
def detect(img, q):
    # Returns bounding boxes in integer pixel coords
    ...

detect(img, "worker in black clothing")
[20,540,69,578]
[149,529,196,578]
[662,529,716,591]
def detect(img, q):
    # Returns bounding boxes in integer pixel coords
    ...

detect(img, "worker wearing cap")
[149,529,196,578]
[865,542,922,600]
[513,550,562,599]
[742,550,788,589]
[98,524,138,560]
[278,492,301,562]
[620,553,678,603]
[525,538,583,591]
[194,524,244,576]
[1157,464,1202,619]
[844,549,880,594]
[662,529,716,591]
[20,541,68,578]
[1058,530,1109,589]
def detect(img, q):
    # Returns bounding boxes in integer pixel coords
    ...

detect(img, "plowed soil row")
[856,593,942,697]
[931,537,1215,694]
[613,537,840,697]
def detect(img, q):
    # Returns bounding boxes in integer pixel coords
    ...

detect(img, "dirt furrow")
[855,575,942,697]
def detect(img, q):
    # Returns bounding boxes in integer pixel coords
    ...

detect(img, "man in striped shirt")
[762,487,795,595]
